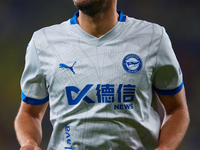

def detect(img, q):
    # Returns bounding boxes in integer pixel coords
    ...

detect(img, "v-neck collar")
[69,10,127,46]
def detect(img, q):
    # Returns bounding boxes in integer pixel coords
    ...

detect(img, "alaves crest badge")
[122,54,142,74]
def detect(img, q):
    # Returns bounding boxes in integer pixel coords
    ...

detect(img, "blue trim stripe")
[21,91,49,105]
[117,10,126,22]
[153,81,184,95]
[70,11,79,25]
[70,10,126,25]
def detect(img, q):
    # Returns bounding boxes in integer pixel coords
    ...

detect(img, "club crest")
[122,54,142,74]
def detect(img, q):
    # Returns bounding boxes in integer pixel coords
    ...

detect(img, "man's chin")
[73,0,108,17]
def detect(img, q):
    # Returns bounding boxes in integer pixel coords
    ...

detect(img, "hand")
[20,145,42,150]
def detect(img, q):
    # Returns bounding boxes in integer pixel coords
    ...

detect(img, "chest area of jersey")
[39,43,155,112]
[39,41,155,91]
[44,44,150,82]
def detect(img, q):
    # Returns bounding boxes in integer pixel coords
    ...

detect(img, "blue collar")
[70,10,126,25]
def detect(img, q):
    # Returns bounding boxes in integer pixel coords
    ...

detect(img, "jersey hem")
[21,91,49,105]
[153,81,183,95]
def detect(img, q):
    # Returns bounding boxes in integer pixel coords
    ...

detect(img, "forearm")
[14,112,42,147]
[156,108,190,150]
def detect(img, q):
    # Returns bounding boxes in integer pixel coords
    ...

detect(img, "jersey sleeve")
[153,27,183,95]
[20,34,49,105]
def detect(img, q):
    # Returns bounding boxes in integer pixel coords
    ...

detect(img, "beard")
[73,0,110,17]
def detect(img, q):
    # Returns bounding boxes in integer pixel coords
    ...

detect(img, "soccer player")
[15,0,190,150]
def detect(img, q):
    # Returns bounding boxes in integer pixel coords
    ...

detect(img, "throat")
[77,10,119,38]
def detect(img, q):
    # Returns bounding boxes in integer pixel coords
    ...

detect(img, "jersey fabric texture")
[21,11,183,150]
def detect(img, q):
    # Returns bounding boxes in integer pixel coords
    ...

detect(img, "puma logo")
[59,61,77,74]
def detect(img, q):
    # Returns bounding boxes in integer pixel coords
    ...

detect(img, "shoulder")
[125,15,164,37]
[31,20,71,50]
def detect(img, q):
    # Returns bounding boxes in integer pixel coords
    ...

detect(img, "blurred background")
[0,0,199,149]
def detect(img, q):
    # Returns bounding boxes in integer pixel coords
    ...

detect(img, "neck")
[77,5,119,38]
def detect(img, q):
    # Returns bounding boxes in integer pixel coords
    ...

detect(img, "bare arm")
[14,101,49,150]
[155,86,190,150]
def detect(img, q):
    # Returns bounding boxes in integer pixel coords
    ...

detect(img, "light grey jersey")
[21,11,183,150]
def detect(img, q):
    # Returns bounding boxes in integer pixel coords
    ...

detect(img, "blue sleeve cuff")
[153,81,184,95]
[21,91,49,105]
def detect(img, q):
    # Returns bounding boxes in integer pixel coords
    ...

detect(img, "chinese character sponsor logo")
[66,84,136,109]
[122,54,142,74]
[96,84,115,103]
[66,85,95,105]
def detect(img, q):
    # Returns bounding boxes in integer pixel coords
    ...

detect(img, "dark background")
[0,0,199,149]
